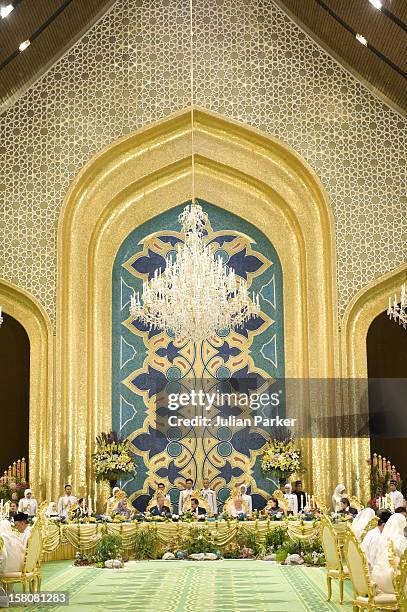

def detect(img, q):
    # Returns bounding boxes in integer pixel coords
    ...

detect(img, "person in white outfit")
[18,489,38,517]
[371,513,407,593]
[332,484,346,512]
[351,507,375,539]
[388,480,404,510]
[239,485,253,514]
[106,487,120,516]
[0,520,25,573]
[361,510,391,570]
[283,483,298,515]
[201,478,217,515]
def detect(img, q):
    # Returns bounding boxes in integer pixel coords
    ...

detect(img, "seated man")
[13,513,31,547]
[190,498,206,516]
[361,510,391,570]
[7,501,18,520]
[337,497,358,517]
[150,493,172,517]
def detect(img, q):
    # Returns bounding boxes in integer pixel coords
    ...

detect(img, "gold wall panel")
[54,107,368,506]
[0,0,405,325]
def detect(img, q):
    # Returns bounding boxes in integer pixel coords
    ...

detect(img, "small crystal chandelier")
[130,203,260,342]
[387,284,407,329]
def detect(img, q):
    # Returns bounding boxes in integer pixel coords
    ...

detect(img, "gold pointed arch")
[342,262,407,379]
[55,107,365,505]
[0,278,53,498]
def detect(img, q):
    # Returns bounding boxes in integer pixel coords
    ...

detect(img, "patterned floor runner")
[10,559,355,612]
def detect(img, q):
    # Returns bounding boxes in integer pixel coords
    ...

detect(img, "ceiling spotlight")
[0,4,14,18]
[19,40,30,52]
[369,0,382,9]
[356,33,368,46]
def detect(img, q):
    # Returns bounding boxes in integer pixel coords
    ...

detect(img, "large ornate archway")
[0,278,53,498]
[54,107,365,505]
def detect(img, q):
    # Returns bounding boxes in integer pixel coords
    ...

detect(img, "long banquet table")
[42,519,348,561]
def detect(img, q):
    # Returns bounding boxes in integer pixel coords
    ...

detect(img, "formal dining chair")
[0,519,43,594]
[343,528,398,611]
[395,548,407,611]
[359,516,379,542]
[320,515,349,603]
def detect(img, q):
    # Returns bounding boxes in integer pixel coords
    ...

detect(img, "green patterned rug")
[10,560,355,611]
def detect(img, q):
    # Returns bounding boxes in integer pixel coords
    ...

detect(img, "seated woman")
[111,491,134,519]
[150,494,172,517]
[228,497,248,519]
[371,513,407,593]
[262,497,283,517]
[46,502,59,518]
[337,497,358,518]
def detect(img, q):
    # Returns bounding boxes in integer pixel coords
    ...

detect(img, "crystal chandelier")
[130,203,260,342]
[387,284,407,329]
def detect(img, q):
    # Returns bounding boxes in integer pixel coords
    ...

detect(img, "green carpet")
[10,560,355,611]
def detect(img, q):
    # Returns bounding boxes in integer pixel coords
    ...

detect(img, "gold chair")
[349,496,365,512]
[343,527,397,611]
[273,490,289,514]
[360,516,379,542]
[319,515,350,603]
[1,519,43,594]
[395,548,407,611]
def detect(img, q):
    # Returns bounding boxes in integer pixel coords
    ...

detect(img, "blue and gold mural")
[112,201,284,510]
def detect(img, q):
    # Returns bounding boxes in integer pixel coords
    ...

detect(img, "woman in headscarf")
[332,484,346,512]
[0,520,25,574]
[351,507,376,539]
[229,497,248,519]
[18,489,38,517]
[371,513,407,593]
[46,502,59,518]
[238,485,252,515]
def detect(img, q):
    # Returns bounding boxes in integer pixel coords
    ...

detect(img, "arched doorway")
[0,279,53,499]
[367,309,407,482]
[0,313,30,473]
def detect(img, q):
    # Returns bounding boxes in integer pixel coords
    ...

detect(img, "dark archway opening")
[0,312,30,474]
[367,309,407,484]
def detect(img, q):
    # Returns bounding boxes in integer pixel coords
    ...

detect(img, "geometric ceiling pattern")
[0,0,406,325]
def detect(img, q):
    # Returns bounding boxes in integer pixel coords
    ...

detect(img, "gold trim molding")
[53,107,367,506]
[0,278,53,498]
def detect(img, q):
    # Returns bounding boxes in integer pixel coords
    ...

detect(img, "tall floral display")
[92,431,136,490]
[260,437,304,481]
